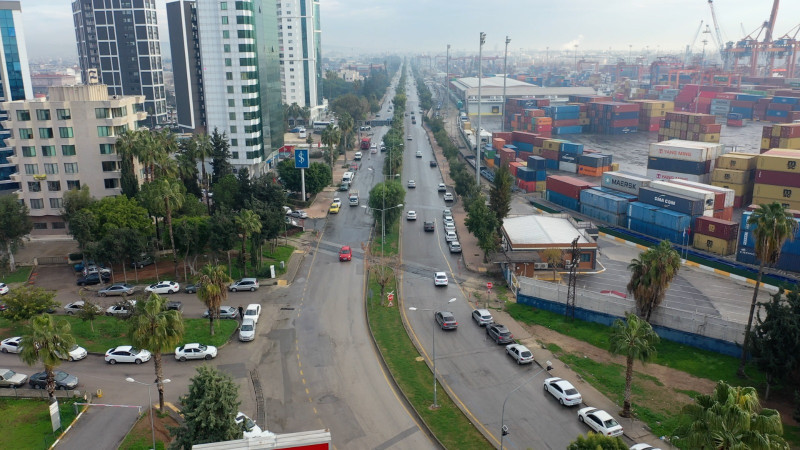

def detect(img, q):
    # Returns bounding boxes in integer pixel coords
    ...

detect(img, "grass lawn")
[0,316,239,353]
[2,266,33,284]
[0,398,79,449]
[228,243,295,280]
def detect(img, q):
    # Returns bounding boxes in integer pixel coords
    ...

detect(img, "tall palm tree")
[129,293,184,411]
[673,380,787,449]
[20,315,76,400]
[115,130,143,196]
[197,264,232,336]
[321,124,341,182]
[626,240,681,322]
[152,129,178,179]
[608,313,660,418]
[338,112,354,163]
[155,178,185,278]
[234,209,262,276]
[739,202,799,377]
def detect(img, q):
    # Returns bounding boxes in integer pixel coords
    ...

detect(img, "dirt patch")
[121,409,179,449]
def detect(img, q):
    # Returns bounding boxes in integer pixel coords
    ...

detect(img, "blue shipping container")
[766,110,789,117]
[736,247,758,265]
[553,126,583,135]
[729,107,753,119]
[638,187,706,216]
[547,190,580,211]
[561,142,584,155]
[580,189,631,214]
[551,112,581,120]
[516,166,537,182]
[513,142,533,152]
[578,154,607,168]
[527,155,547,170]
[590,186,638,202]
[628,202,659,223]
[503,144,518,151]
[653,208,692,231]
[546,159,559,170]
[647,157,710,175]
[772,96,799,105]
[735,94,762,102]
[534,170,548,181]
[580,204,627,227]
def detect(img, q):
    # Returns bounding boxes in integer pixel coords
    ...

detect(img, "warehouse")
[498,215,597,277]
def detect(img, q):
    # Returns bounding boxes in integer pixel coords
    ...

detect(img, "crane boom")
[764,0,780,43]
[707,0,727,66]
[686,20,704,64]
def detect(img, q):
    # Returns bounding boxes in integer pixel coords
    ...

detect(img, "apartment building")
[1,84,146,235]
[276,0,322,114]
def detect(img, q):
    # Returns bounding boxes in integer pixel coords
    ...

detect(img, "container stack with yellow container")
[630,100,674,132]
[753,149,800,210]
[711,153,756,207]
[658,112,720,143]
[759,123,800,153]
[692,216,739,256]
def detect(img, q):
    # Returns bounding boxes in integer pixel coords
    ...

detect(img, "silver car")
[203,306,238,319]
[98,283,135,297]
[471,308,493,326]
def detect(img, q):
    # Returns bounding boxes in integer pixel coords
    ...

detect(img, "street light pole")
[409,297,456,409]
[499,366,548,449]
[502,36,511,133]
[126,377,171,450]
[476,32,486,187]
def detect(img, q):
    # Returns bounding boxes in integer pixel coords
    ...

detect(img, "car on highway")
[371,146,378,154]
[339,246,352,262]
[236,411,263,438]
[443,192,454,202]
[423,221,435,232]
[243,304,261,323]
[444,230,457,242]
[434,311,458,330]
[0,368,28,387]
[442,208,451,217]
[415,150,422,158]
[289,209,308,219]
[76,272,110,286]
[629,444,663,450]
[578,407,623,437]
[203,306,238,319]
[64,301,87,315]
[1,337,22,354]
[0,283,8,295]
[448,241,462,253]
[175,343,217,361]
[104,346,151,365]
[437,183,447,192]
[229,278,259,292]
[29,370,79,390]
[354,151,362,161]
[145,280,180,295]
[407,179,416,188]
[329,200,341,214]
[543,377,583,406]
[407,135,412,140]
[434,271,449,286]
[98,283,135,297]
[106,300,136,317]
[58,344,88,362]
[505,343,534,364]
[486,323,514,344]
[239,318,256,342]
[472,308,493,326]
[406,211,417,221]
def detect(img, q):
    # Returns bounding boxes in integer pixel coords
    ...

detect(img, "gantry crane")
[707,0,727,68]
[685,20,704,65]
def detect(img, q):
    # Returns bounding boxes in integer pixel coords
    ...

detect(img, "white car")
[445,230,457,242]
[544,377,583,406]
[59,344,88,362]
[438,183,447,192]
[407,179,416,188]
[578,407,623,437]
[506,344,534,364]
[406,210,417,221]
[243,304,261,324]
[434,271,448,286]
[471,308,493,326]
[106,300,137,316]
[239,319,256,342]
[443,192,454,202]
[145,280,180,295]
[629,445,663,450]
[448,241,462,253]
[443,215,454,225]
[104,346,152,365]
[442,208,451,217]
[236,411,263,438]
[354,151,363,160]
[415,150,422,158]
[0,337,22,354]
[63,301,85,315]
[443,222,456,233]
[175,343,218,361]
[0,282,8,295]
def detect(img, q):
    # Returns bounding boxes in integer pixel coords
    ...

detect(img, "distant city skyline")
[23,1,800,62]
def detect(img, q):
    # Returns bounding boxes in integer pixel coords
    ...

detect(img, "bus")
[313,121,333,133]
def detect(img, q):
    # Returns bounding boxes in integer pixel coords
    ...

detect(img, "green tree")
[115,129,143,196]
[0,195,33,272]
[195,133,214,213]
[67,209,97,255]
[465,194,499,261]
[19,314,75,399]
[236,168,252,206]
[173,216,211,280]
[608,313,660,418]
[155,178,186,278]
[305,162,333,195]
[197,264,233,336]
[211,174,239,211]
[626,240,681,322]
[330,93,370,121]
[0,286,59,322]
[210,128,233,184]
[88,195,152,240]
[321,124,341,179]
[673,380,787,449]
[76,293,102,333]
[567,432,628,450]
[489,165,513,232]
[61,185,94,223]
[367,181,406,230]
[129,293,185,411]
[276,158,302,192]
[169,366,242,449]
[739,202,799,377]
[176,137,201,198]
[234,209,262,276]
[337,111,354,162]
[750,288,800,400]
[208,211,237,255]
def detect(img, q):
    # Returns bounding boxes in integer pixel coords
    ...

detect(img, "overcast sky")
[22,1,800,62]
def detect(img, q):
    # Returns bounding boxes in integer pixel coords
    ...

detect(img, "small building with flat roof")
[450,77,595,117]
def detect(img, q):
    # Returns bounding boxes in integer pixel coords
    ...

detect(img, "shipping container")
[648,140,723,162]
[580,189,631,214]
[711,169,753,184]
[590,186,639,201]
[753,184,799,201]
[752,196,800,211]
[653,208,693,231]
[647,169,710,183]
[757,149,800,173]
[559,161,577,173]
[648,157,711,175]
[638,187,707,216]
[580,204,627,227]
[694,216,740,240]
[601,171,651,196]
[669,179,735,208]
[559,152,579,163]
[754,169,800,188]
[546,190,580,211]
[527,155,547,170]
[650,180,716,209]
[692,233,737,256]
[628,201,659,223]
[546,175,596,200]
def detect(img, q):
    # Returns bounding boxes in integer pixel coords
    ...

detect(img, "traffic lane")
[56,404,140,450]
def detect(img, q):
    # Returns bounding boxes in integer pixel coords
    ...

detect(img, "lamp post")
[476,32,486,187]
[499,366,549,449]
[502,36,511,133]
[126,377,171,450]
[409,297,457,409]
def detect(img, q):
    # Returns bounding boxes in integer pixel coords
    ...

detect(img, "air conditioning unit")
[533,263,549,269]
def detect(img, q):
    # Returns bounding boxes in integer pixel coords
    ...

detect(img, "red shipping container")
[546,175,596,199]
[511,131,538,144]
[695,216,739,240]
[517,151,533,161]
[762,126,773,138]
[492,138,506,151]
[769,137,781,148]
[730,100,754,108]
[699,91,718,98]
[755,169,800,188]
[780,124,800,138]
[542,149,560,160]
[494,132,513,142]
[700,123,722,133]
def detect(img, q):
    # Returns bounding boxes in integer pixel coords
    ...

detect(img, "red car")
[339,246,352,262]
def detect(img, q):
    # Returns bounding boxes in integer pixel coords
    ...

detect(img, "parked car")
[0,337,22,354]
[407,135,413,140]
[239,318,256,342]
[544,377,583,406]
[166,301,183,312]
[443,192,454,202]
[105,300,136,317]
[443,215,454,225]
[629,444,663,450]
[104,346,151,365]
[444,230,457,242]
[406,211,417,221]
[578,407,623,437]
[57,344,88,362]
[0,368,28,388]
[145,281,180,295]
[289,210,308,219]
[434,271,449,286]
[175,343,217,361]
[29,371,79,390]
[63,301,86,315]
[229,278,259,292]
[98,283,135,297]
[486,323,514,344]
[437,183,447,192]
[184,283,202,294]
[423,221,435,232]
[505,343,534,364]
[130,256,154,269]
[448,241,462,253]
[203,306,238,319]
[471,308,493,326]
[444,222,456,233]
[82,265,111,277]
[430,160,437,167]
[442,208,452,217]
[243,304,261,324]
[434,311,458,330]
[0,283,8,295]
[339,246,352,262]
[76,272,110,286]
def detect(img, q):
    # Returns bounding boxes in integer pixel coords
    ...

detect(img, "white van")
[342,171,354,183]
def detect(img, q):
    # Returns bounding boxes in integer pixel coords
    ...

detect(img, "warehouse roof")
[502,215,594,248]
[451,77,596,97]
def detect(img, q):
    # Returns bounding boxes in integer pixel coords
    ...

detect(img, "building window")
[99,143,115,154]
[57,109,71,120]
[221,16,228,24]
[27,181,41,192]
[16,110,30,121]
[52,222,66,229]
[225,58,232,66]
[47,181,61,191]
[220,2,227,10]
[66,180,80,190]
[226,72,233,81]
[36,109,51,120]
[59,127,74,138]
[64,163,78,174]
[230,139,238,146]
[230,126,237,133]
[95,108,110,119]
[39,128,54,139]
[224,44,231,53]
[21,146,35,157]
[32,223,47,230]
[98,126,111,137]
[231,151,239,159]
[50,198,64,209]
[44,163,58,174]
[580,253,591,262]
[229,112,236,120]
[222,30,230,38]
[111,107,127,117]
[104,178,120,189]
[30,199,44,209]
[228,99,235,107]
[62,145,76,156]
[101,161,117,172]
[41,146,56,157]
[19,128,33,139]
[227,86,234,94]
[24,164,38,175]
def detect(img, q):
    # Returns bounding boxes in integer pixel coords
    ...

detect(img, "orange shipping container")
[577,165,609,177]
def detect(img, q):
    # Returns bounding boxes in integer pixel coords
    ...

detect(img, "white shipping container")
[648,140,724,163]
[601,171,651,196]
[559,161,577,173]
[647,169,710,184]
[668,179,735,208]
[651,180,715,209]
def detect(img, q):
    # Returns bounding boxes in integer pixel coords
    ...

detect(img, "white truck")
[349,190,359,206]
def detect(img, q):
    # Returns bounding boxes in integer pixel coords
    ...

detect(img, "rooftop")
[502,215,594,247]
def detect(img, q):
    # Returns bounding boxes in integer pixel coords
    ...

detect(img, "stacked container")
[630,100,674,132]
[627,201,693,244]
[753,149,800,211]
[737,209,800,271]
[759,123,800,152]
[711,152,757,207]
[649,180,715,215]
[692,216,739,256]
[657,112,720,143]
[587,102,640,135]
[647,139,723,183]
[580,187,636,226]
[558,142,583,173]
[546,175,596,211]
[577,154,613,177]
[516,155,547,192]
[543,105,583,135]
[763,96,800,123]
[669,179,735,221]
[601,171,651,196]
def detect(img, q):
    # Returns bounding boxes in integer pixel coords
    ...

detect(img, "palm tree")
[673,380,787,449]
[19,315,76,400]
[234,209,262,276]
[337,112,354,163]
[197,264,233,336]
[739,202,799,377]
[626,240,681,322]
[152,178,185,278]
[129,293,184,411]
[321,124,341,182]
[608,313,660,418]
[152,129,178,179]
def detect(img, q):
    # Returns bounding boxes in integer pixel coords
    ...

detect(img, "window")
[227,86,234,94]
[230,139,238,146]
[44,163,58,174]
[41,146,56,157]
[230,126,237,133]
[24,164,38,175]
[52,222,66,229]
[59,127,74,138]
[36,109,51,120]
[99,143,115,154]
[222,30,230,38]
[64,162,78,174]
[111,107,127,117]
[39,128,54,139]
[16,110,30,121]
[221,16,228,24]
[220,2,227,10]
[32,222,47,230]
[225,58,232,67]
[19,128,33,139]
[30,199,44,209]
[101,161,117,172]
[47,181,61,191]
[229,112,236,120]
[97,126,111,137]
[226,72,233,81]
[66,180,80,190]
[228,99,235,107]
[21,146,35,157]
[27,181,41,192]
[95,108,110,119]
[104,178,120,189]
[49,198,64,209]
[224,44,231,53]
[57,109,71,120]
[580,253,591,262]
[61,145,76,156]
[231,151,239,159]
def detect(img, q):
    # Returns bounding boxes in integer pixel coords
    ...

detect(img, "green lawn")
[228,243,295,280]
[2,266,33,284]
[0,398,80,449]
[0,315,238,353]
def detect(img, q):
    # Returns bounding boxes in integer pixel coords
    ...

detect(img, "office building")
[276,0,322,113]
[1,84,146,234]
[0,1,33,193]
[166,0,204,133]
[72,0,167,127]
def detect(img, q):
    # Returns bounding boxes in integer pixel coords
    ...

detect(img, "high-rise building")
[276,0,322,111]
[0,1,33,193]
[72,0,167,128]
[171,0,283,176]
[166,0,205,133]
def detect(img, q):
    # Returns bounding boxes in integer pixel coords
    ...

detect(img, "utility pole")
[502,36,511,133]
[565,237,579,319]
[476,32,485,187]
[446,44,450,103]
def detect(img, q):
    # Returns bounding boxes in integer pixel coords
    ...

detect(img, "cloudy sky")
[22,1,800,61]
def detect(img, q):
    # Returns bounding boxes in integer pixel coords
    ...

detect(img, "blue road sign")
[294,149,309,169]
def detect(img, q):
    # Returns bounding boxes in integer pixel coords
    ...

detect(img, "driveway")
[55,405,140,450]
